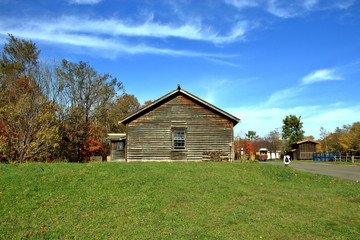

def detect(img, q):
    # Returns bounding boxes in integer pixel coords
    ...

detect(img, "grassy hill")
[0,162,359,239]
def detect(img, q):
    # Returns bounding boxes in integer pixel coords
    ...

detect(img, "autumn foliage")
[0,34,138,163]
[318,122,360,154]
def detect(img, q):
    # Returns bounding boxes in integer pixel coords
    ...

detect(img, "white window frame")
[172,128,186,150]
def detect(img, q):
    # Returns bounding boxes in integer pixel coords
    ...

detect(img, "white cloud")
[302,68,342,84]
[200,79,233,104]
[225,0,356,18]
[264,86,304,106]
[224,0,259,9]
[302,105,360,137]
[303,0,318,10]
[6,15,251,44]
[0,16,242,62]
[335,0,356,9]
[0,27,237,63]
[68,0,102,5]
[266,0,298,18]
[228,103,360,139]
[203,57,239,67]
[228,105,316,137]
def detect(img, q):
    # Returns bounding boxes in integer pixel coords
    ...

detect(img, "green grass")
[0,162,359,239]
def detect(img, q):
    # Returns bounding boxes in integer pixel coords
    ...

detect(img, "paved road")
[260,161,360,182]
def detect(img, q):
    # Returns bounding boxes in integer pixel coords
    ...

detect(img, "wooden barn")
[117,85,240,162]
[290,140,319,160]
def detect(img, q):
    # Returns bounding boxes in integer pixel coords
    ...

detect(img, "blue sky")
[1,0,359,139]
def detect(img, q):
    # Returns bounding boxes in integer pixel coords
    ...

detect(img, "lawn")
[0,162,359,239]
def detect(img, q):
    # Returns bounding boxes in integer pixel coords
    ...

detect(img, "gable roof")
[291,139,319,146]
[119,86,240,125]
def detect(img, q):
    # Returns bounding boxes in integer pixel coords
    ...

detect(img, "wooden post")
[352,156,354,164]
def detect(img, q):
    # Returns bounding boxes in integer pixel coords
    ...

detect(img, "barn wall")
[125,95,234,161]
[297,142,317,160]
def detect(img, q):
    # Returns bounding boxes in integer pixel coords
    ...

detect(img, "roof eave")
[119,87,240,125]
[119,89,178,125]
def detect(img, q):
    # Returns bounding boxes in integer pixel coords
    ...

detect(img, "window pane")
[174,130,185,140]
[117,142,124,150]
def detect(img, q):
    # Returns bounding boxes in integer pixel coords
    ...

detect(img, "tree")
[304,135,315,140]
[282,115,304,150]
[143,100,153,106]
[234,133,247,159]
[0,34,60,162]
[94,93,140,137]
[0,34,40,82]
[264,129,282,153]
[0,35,144,163]
[340,122,360,152]
[107,93,140,132]
[1,34,40,104]
[245,141,255,160]
[319,126,330,153]
[55,59,123,162]
[325,125,349,153]
[245,130,258,141]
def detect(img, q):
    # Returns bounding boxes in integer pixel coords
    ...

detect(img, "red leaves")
[77,124,105,162]
[245,141,255,155]
[86,138,103,153]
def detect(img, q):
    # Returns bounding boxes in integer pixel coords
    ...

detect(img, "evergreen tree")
[282,115,305,150]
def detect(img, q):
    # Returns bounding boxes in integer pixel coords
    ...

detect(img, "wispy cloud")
[68,0,102,5]
[225,0,356,18]
[228,102,360,139]
[0,16,241,63]
[264,86,304,106]
[266,0,300,18]
[302,68,342,85]
[335,0,356,9]
[224,0,259,9]
[228,104,321,137]
[303,0,319,10]
[228,60,359,137]
[196,78,246,105]
[0,26,238,63]
[1,15,252,45]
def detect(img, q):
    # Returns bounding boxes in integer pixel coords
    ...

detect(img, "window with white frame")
[173,129,186,150]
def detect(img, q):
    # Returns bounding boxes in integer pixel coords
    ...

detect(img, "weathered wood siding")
[125,95,234,161]
[295,142,317,160]
[110,140,125,161]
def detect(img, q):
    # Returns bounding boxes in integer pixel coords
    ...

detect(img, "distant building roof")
[291,140,319,146]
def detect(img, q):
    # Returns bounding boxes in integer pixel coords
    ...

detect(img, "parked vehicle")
[256,148,268,161]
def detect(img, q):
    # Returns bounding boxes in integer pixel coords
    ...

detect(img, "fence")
[313,153,360,162]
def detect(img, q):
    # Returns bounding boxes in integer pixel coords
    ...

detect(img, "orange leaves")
[86,138,103,153]
[340,122,360,152]
[245,141,255,155]
[143,100,153,106]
